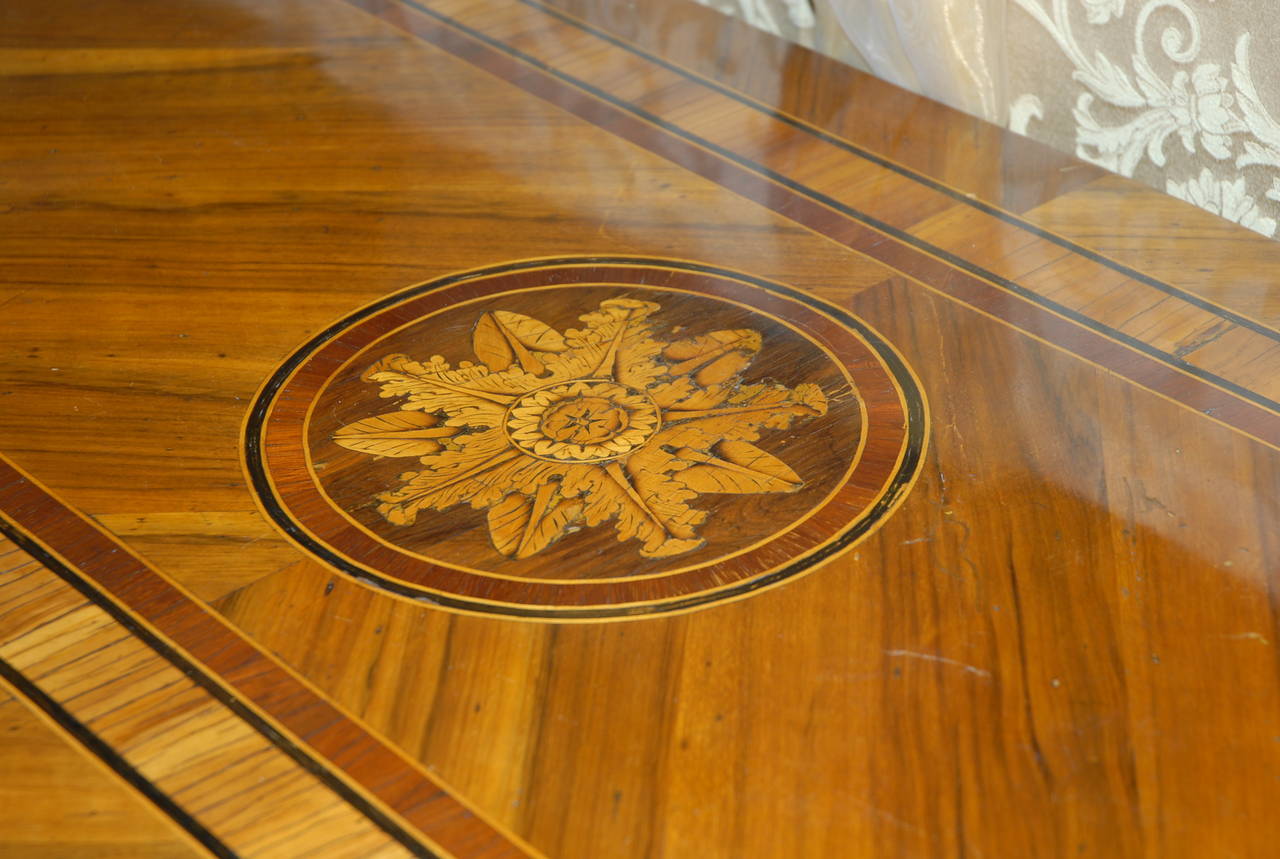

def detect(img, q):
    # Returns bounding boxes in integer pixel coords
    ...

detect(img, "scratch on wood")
[1221,632,1270,645]
[885,649,993,679]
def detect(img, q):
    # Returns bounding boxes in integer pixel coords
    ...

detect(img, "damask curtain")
[701,0,1280,238]
[1002,0,1280,237]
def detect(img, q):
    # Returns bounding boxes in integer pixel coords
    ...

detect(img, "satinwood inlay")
[247,259,926,618]
[334,298,829,560]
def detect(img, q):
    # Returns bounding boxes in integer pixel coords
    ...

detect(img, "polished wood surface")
[0,535,414,858]
[251,260,915,617]
[0,687,203,858]
[3,0,1280,856]
[0,457,531,858]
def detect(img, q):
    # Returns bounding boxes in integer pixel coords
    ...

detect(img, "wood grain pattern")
[0,536,410,858]
[349,0,1280,451]
[506,0,1280,411]
[251,260,919,616]
[3,0,1280,855]
[0,457,537,858]
[541,0,1105,213]
[1024,172,1280,328]
[0,688,204,858]
[333,294,828,558]
[228,270,1280,858]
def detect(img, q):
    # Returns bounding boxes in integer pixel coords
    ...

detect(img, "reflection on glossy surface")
[259,261,909,617]
[2,0,1280,855]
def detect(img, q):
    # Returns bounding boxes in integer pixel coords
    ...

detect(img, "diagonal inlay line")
[0,664,237,859]
[344,0,1280,451]
[0,454,540,859]
[516,0,1280,345]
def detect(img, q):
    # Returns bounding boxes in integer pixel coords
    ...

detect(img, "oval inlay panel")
[245,258,926,619]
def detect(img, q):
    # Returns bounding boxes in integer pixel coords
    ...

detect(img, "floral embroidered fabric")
[695,0,1280,238]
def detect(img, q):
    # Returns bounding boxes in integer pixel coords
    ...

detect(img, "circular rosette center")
[504,380,660,463]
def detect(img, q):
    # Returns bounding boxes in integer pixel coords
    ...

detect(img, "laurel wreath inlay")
[332,298,833,560]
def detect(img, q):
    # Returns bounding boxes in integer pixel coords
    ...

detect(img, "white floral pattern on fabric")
[1231,34,1280,173]
[1083,0,1126,26]
[691,0,872,83]
[1011,0,1280,236]
[694,0,817,36]
[1167,168,1278,236]
[677,0,1280,239]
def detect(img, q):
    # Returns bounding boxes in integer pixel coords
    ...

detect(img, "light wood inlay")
[1025,174,1280,327]
[347,0,1280,451]
[428,0,1280,409]
[249,260,924,616]
[0,537,415,858]
[0,455,538,858]
[4,0,1280,855]
[0,688,204,859]
[334,295,829,559]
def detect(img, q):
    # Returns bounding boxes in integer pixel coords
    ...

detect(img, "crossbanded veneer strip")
[0,535,414,858]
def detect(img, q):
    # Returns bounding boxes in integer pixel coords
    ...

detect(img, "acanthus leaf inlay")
[334,298,832,560]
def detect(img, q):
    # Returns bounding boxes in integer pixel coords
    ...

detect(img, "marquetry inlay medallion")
[246,258,926,619]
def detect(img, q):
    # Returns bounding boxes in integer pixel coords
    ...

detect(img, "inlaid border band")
[245,258,929,619]
[344,0,1280,452]
[0,663,233,859]
[519,0,1280,344]
[302,282,870,585]
[0,456,538,859]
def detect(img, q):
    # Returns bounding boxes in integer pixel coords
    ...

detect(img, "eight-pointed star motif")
[333,298,830,560]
